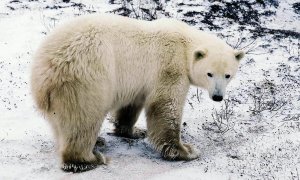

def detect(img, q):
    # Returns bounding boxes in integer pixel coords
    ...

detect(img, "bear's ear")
[234,50,245,61]
[194,50,206,61]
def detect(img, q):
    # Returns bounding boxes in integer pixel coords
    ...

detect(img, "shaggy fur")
[31,13,244,173]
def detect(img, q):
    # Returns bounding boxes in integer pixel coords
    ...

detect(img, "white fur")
[31,13,244,170]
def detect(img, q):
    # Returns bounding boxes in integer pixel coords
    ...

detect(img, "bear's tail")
[30,62,56,112]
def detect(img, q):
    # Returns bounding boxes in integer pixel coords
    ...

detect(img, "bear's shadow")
[98,123,248,164]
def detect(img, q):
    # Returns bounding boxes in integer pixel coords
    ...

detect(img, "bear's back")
[33,14,197,109]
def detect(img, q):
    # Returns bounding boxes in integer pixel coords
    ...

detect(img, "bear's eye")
[225,74,231,79]
[194,50,205,60]
[207,73,213,77]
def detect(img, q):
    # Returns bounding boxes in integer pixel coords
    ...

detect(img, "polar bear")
[31,13,244,173]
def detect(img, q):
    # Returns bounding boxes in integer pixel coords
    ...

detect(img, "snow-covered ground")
[0,0,299,179]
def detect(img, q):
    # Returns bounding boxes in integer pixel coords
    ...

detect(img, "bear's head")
[188,44,244,102]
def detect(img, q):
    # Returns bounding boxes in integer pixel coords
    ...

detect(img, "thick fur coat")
[31,13,244,172]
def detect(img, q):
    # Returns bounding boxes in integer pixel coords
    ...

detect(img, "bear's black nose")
[212,95,223,102]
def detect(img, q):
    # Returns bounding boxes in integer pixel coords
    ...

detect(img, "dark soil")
[293,2,300,14]
[250,27,300,39]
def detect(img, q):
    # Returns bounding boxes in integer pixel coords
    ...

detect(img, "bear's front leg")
[114,103,146,139]
[146,87,199,161]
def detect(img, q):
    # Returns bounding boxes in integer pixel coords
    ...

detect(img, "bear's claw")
[62,149,108,173]
[61,162,97,173]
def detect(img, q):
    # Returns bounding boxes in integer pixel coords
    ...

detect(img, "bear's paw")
[61,151,108,173]
[112,127,147,139]
[161,143,199,161]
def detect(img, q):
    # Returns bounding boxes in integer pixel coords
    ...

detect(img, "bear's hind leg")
[114,100,146,139]
[58,113,107,173]
[50,84,108,173]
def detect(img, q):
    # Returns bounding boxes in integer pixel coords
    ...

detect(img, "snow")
[0,0,299,179]
[265,0,300,32]
[150,167,245,180]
